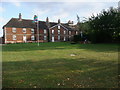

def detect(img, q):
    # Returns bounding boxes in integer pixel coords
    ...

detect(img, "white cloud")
[9,0,21,7]
[52,9,69,19]
[32,8,49,17]
[1,0,120,2]
[0,7,5,12]
[51,12,69,22]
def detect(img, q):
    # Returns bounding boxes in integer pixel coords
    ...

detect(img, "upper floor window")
[52,30,54,34]
[31,29,34,33]
[12,27,16,33]
[58,26,60,29]
[64,31,66,34]
[31,35,35,40]
[69,31,71,35]
[23,28,26,33]
[58,30,60,34]
[44,29,47,34]
[13,35,16,40]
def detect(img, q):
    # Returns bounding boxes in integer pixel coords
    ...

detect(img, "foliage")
[89,7,120,43]
[73,35,81,42]
[77,7,120,43]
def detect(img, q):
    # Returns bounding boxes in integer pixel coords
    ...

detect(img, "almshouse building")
[3,13,79,44]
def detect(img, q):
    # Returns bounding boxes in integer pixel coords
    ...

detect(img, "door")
[64,37,66,41]
[23,35,26,42]
[52,36,54,42]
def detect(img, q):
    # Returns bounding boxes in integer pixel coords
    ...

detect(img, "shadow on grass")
[2,42,76,52]
[77,43,119,52]
[2,42,119,52]
[3,58,118,88]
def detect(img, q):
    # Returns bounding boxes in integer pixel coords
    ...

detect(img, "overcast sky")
[0,0,119,37]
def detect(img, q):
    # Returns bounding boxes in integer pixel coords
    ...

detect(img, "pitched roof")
[4,18,36,28]
[3,18,77,30]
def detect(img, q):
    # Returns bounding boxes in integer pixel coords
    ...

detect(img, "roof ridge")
[12,18,67,24]
[12,18,46,22]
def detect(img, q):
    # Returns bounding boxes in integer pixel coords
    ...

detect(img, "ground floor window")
[44,36,47,40]
[31,35,35,40]
[58,35,60,40]
[13,35,16,40]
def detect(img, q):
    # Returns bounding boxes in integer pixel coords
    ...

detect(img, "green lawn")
[2,42,119,88]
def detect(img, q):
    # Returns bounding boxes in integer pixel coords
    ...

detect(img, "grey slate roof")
[4,18,36,28]
[3,18,77,31]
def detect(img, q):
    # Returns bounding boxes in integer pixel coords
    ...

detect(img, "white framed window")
[69,31,71,35]
[44,36,47,40]
[64,37,66,41]
[64,31,66,34]
[52,30,54,34]
[58,35,60,40]
[12,27,16,33]
[13,35,16,40]
[31,29,34,33]
[44,29,47,34]
[31,35,35,40]
[58,30,60,34]
[76,31,78,35]
[58,26,60,29]
[23,28,26,33]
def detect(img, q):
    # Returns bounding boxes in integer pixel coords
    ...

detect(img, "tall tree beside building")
[88,7,120,43]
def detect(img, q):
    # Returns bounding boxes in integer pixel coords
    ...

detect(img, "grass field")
[2,42,119,88]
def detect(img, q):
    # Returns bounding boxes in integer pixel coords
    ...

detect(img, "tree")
[87,7,120,43]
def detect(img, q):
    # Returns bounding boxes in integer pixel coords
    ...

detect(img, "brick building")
[3,14,79,44]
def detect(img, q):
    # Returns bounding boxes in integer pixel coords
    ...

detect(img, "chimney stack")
[46,17,49,23]
[18,13,22,21]
[46,17,50,27]
[58,19,60,24]
[68,20,74,25]
[71,21,74,24]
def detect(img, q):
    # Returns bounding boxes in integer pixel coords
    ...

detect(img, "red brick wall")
[4,26,79,43]
[5,27,36,43]
[49,25,68,42]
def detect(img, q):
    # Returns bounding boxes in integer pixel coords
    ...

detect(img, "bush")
[73,35,81,42]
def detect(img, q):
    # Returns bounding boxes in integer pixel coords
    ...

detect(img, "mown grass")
[2,42,119,88]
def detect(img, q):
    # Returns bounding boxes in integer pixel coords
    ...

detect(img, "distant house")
[0,37,4,44]
[3,13,79,44]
